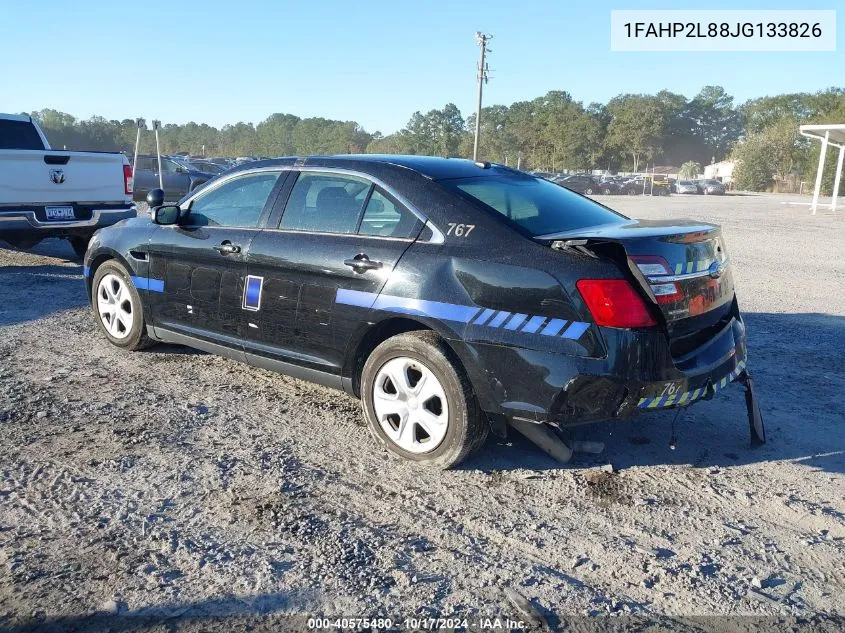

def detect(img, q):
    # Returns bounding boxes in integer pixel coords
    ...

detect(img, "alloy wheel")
[97,273,133,339]
[372,356,449,453]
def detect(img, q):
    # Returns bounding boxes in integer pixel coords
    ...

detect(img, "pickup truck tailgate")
[0,150,130,205]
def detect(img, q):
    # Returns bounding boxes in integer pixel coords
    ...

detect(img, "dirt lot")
[0,193,843,632]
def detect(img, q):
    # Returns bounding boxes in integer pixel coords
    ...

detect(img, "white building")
[704,161,734,185]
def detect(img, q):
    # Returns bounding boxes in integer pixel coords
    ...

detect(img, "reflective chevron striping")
[637,358,747,409]
[674,259,717,275]
[335,290,591,340]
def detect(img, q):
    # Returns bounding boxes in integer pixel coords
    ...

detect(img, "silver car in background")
[699,179,726,195]
[676,180,700,194]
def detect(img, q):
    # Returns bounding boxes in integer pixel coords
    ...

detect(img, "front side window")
[358,187,421,239]
[444,174,626,236]
[280,172,371,234]
[160,158,182,173]
[185,172,280,228]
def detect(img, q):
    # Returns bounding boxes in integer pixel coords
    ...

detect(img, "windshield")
[444,174,626,236]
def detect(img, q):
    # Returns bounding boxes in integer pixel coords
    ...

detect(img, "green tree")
[731,117,802,191]
[679,161,702,179]
[605,94,666,172]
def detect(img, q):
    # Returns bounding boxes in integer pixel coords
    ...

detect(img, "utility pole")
[473,32,492,162]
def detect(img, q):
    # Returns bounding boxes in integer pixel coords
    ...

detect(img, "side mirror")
[146,188,165,208]
[175,166,187,174]
[152,205,181,225]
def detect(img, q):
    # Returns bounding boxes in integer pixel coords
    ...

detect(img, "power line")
[473,32,493,162]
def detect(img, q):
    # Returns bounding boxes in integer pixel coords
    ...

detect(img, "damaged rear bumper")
[450,314,749,427]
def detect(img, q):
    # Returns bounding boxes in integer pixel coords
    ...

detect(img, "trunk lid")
[541,219,736,351]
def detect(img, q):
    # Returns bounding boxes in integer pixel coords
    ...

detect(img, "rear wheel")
[361,331,488,469]
[91,260,152,351]
[585,187,594,195]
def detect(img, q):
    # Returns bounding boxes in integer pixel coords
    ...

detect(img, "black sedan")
[84,156,763,468]
[555,174,604,195]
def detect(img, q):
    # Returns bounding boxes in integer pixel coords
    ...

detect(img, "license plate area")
[45,206,75,221]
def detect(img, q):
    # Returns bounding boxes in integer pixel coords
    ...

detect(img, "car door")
[243,170,424,380]
[159,157,193,200]
[146,169,286,357]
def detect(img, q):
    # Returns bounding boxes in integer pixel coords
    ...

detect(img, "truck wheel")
[68,235,91,261]
[91,261,152,351]
[361,331,488,469]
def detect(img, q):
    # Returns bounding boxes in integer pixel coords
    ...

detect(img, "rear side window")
[444,175,626,236]
[135,157,156,171]
[280,172,371,234]
[185,172,280,227]
[358,187,421,239]
[0,119,45,150]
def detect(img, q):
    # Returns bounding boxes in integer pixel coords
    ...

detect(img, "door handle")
[344,254,382,272]
[214,241,241,255]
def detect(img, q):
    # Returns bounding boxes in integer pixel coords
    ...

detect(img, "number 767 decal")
[446,223,476,237]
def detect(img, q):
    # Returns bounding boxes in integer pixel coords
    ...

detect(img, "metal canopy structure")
[799,124,845,214]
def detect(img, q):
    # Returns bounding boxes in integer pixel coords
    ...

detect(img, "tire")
[585,187,594,195]
[627,188,638,196]
[360,331,488,469]
[90,260,152,351]
[68,235,92,261]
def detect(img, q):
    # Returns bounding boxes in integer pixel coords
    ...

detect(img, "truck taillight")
[576,279,657,328]
[123,164,133,195]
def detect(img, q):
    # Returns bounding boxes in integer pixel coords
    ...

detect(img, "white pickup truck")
[0,113,136,259]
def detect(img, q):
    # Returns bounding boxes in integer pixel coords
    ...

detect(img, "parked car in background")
[132,154,217,202]
[698,179,726,195]
[676,180,700,194]
[619,177,669,196]
[0,113,135,258]
[189,159,227,175]
[556,174,602,195]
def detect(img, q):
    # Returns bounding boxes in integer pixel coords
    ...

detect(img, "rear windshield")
[0,119,45,150]
[443,174,626,236]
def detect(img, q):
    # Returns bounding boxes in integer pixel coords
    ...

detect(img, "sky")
[1,0,841,134]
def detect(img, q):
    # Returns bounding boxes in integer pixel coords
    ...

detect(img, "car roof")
[227,154,524,181]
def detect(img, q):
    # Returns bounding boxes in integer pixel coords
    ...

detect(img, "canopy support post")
[810,130,829,215]
[832,145,844,214]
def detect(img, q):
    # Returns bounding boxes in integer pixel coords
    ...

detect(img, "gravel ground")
[0,193,843,632]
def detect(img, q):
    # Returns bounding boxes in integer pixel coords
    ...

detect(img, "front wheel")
[361,331,488,469]
[585,187,594,195]
[91,260,152,350]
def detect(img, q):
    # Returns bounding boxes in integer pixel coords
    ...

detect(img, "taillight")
[576,279,657,328]
[123,164,134,195]
[631,255,684,304]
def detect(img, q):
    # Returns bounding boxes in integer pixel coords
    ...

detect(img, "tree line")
[27,85,845,192]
